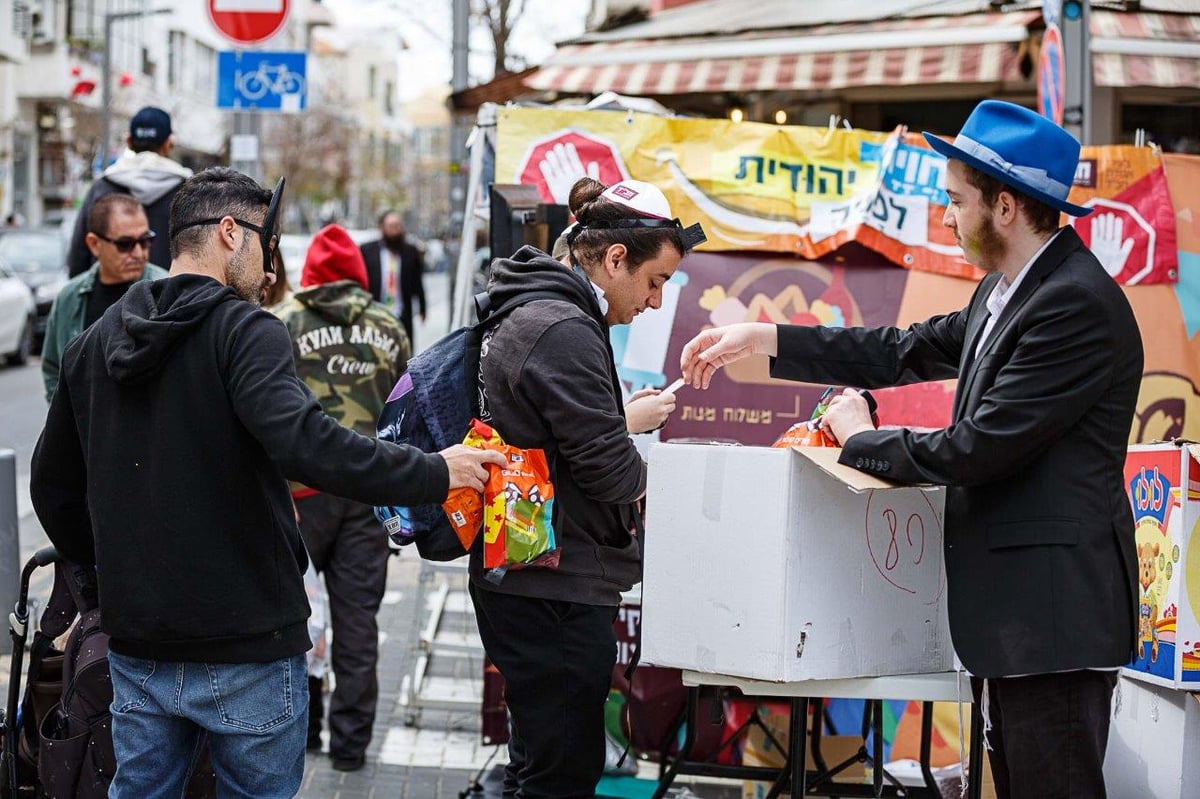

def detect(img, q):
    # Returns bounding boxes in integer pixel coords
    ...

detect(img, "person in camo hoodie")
[273,224,410,772]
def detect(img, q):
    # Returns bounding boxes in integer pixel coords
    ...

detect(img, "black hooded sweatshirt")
[31,274,449,663]
[473,247,646,606]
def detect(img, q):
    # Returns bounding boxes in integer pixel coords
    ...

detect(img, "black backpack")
[374,290,563,561]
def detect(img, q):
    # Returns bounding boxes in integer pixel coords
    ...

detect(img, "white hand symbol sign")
[538,142,601,204]
[1089,212,1135,277]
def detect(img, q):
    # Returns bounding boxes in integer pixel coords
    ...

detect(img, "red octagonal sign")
[209,0,289,45]
[516,130,631,205]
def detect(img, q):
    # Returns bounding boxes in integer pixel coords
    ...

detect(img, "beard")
[963,211,1007,273]
[383,233,406,252]
[227,237,267,305]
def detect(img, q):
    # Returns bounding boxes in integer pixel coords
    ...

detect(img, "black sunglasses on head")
[96,231,156,253]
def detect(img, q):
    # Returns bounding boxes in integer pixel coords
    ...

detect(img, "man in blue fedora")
[680,100,1142,798]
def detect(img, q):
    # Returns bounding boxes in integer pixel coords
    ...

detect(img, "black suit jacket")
[360,238,425,318]
[770,227,1143,678]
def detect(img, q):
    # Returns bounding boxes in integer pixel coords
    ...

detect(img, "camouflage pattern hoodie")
[274,280,410,493]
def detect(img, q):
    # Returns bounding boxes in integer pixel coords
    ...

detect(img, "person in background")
[41,193,167,401]
[360,210,426,348]
[31,167,504,798]
[66,106,191,276]
[680,100,1143,799]
[273,223,411,771]
[475,177,704,796]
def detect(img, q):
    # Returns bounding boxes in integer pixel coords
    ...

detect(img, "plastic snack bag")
[441,419,560,576]
[772,386,879,448]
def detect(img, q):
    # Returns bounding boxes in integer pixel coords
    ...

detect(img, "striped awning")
[529,11,1036,96]
[1091,10,1200,88]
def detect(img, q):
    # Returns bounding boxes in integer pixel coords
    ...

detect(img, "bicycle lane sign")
[217,51,307,112]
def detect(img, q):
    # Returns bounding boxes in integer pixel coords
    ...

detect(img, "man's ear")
[604,243,627,277]
[996,189,1019,227]
[215,216,241,253]
[85,232,102,258]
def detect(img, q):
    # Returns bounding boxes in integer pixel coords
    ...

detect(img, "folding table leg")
[919,700,939,792]
[967,701,985,799]
[652,686,700,799]
[766,696,808,799]
[872,700,884,798]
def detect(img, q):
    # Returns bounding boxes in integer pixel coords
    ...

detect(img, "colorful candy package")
[441,419,560,575]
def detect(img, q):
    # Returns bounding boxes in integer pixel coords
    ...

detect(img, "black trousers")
[971,670,1117,799]
[470,584,617,799]
[296,493,389,761]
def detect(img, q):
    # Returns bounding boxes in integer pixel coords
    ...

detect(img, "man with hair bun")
[473,176,705,797]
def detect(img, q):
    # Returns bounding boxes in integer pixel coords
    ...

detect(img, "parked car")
[0,227,69,353]
[0,258,36,366]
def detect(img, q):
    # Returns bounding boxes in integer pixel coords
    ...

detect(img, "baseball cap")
[129,107,172,148]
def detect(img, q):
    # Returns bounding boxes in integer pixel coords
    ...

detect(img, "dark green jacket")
[42,262,168,401]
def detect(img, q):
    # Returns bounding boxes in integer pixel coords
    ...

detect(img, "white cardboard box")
[1104,675,1200,798]
[1124,443,1200,689]
[642,443,951,682]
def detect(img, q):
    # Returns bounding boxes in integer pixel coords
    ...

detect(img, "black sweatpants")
[296,493,389,761]
[971,670,1118,799]
[470,583,617,799]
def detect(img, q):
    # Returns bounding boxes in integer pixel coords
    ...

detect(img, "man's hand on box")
[820,389,875,446]
[679,323,777,390]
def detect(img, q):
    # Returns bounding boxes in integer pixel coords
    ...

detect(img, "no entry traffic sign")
[209,0,290,45]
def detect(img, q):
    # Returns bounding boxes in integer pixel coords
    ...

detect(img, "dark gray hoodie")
[474,246,646,605]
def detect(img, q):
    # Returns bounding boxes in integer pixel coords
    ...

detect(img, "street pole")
[450,0,469,227]
[0,450,17,655]
[100,8,170,176]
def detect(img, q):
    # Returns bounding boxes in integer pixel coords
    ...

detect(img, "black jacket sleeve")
[30,374,95,565]
[839,279,1125,487]
[407,244,426,316]
[223,309,449,505]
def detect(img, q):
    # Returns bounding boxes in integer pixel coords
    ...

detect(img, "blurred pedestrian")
[66,106,191,276]
[360,210,425,348]
[31,167,505,798]
[474,177,704,796]
[41,193,167,401]
[272,224,411,771]
[681,101,1143,799]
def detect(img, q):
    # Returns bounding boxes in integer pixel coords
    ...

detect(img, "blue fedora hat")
[923,100,1093,217]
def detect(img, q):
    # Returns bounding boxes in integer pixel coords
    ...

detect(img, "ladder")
[398,558,486,727]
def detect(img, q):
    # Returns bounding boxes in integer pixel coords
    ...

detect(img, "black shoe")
[331,754,366,772]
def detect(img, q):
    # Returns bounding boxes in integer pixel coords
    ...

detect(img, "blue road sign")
[217,50,307,112]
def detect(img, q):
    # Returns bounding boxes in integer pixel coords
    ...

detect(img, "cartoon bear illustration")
[1137,541,1161,663]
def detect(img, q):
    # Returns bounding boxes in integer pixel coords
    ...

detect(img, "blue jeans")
[108,652,308,799]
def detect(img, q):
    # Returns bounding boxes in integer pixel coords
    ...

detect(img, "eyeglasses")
[96,231,156,254]
[171,217,279,274]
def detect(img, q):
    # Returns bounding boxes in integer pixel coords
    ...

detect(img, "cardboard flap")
[790,446,904,492]
[1186,443,1200,468]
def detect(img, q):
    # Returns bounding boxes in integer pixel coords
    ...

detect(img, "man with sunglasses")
[41,192,167,401]
[30,167,505,798]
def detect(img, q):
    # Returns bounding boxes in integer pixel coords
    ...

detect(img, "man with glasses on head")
[41,192,167,401]
[30,167,505,798]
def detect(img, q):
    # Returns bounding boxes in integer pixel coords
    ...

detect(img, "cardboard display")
[1104,676,1200,797]
[641,443,951,682]
[1124,443,1200,688]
